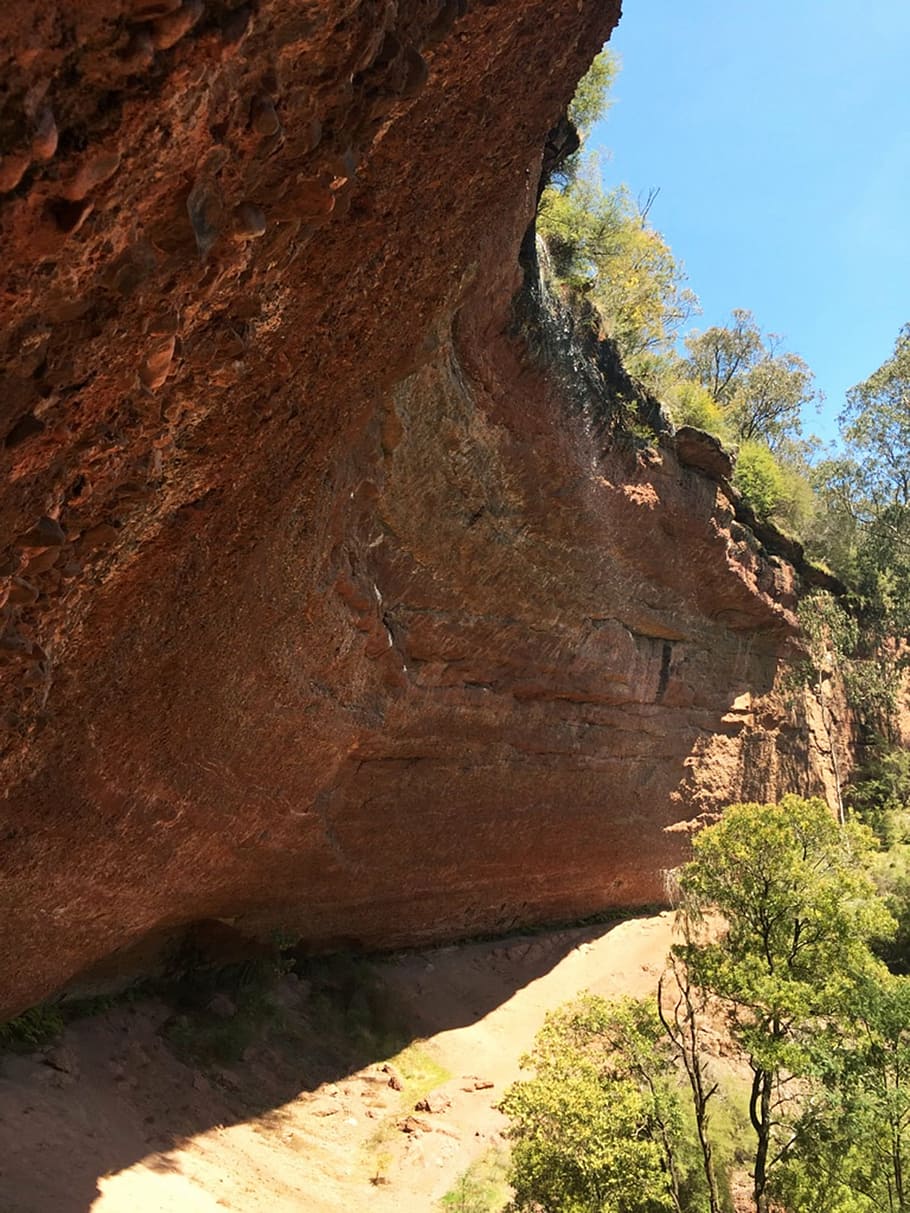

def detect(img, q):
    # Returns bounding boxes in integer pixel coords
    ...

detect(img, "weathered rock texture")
[0,1,844,1017]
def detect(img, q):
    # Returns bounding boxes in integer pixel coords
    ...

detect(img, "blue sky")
[591,0,910,443]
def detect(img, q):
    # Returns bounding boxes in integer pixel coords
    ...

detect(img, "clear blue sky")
[590,0,910,443]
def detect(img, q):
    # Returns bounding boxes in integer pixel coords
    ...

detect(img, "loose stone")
[152,0,204,50]
[121,30,155,72]
[80,523,120,550]
[31,108,58,162]
[0,631,31,655]
[295,177,336,220]
[25,548,62,575]
[232,202,267,240]
[131,0,181,16]
[187,180,222,257]
[64,151,121,201]
[251,96,281,136]
[139,336,176,390]
[16,517,67,548]
[7,579,39,606]
[400,48,429,97]
[0,154,31,193]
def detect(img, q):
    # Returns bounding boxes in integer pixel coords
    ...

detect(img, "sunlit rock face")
[0,0,842,1018]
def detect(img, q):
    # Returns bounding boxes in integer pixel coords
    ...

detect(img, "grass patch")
[363,1039,453,1183]
[0,1005,66,1052]
[712,1078,752,1169]
[161,946,429,1091]
[0,989,148,1055]
[160,954,291,1067]
[298,952,409,1065]
[2,908,668,1062]
[387,1040,450,1103]
[440,1145,511,1212]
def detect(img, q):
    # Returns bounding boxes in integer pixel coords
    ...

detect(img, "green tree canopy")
[683,309,817,448]
[824,323,910,634]
[842,323,910,512]
[773,972,910,1213]
[569,51,618,139]
[500,996,697,1213]
[677,795,894,1212]
[539,165,698,380]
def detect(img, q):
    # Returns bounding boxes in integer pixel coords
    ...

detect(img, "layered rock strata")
[0,0,842,1017]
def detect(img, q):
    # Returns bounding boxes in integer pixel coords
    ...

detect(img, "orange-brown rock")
[0,1,842,1018]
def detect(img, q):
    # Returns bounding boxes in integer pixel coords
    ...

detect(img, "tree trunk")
[750,1067,773,1213]
[658,967,722,1213]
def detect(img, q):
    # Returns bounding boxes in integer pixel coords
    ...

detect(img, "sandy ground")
[0,913,676,1213]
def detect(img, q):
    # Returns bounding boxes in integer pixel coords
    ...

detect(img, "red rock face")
[0,1,840,1018]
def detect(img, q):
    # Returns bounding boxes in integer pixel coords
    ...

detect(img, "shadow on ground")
[0,915,653,1212]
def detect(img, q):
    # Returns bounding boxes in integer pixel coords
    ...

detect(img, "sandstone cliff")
[0,1,845,1018]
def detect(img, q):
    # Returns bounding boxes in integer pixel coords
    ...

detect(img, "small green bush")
[666,380,730,439]
[733,440,785,516]
[0,1004,65,1051]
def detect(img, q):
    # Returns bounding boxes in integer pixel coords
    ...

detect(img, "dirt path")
[0,913,676,1212]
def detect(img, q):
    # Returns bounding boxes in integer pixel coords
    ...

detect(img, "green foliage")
[364,1041,453,1186]
[0,1004,65,1051]
[497,794,910,1213]
[771,444,818,536]
[796,591,858,674]
[793,590,899,730]
[440,1147,510,1213]
[387,1040,450,1102]
[0,988,150,1054]
[683,309,816,449]
[843,657,903,727]
[554,51,619,188]
[591,189,699,372]
[678,796,893,1211]
[805,458,862,579]
[734,440,787,518]
[537,53,699,389]
[842,323,910,515]
[679,796,890,1016]
[162,954,291,1065]
[847,741,910,973]
[665,380,731,438]
[849,741,910,844]
[809,324,910,633]
[539,165,698,381]
[811,453,910,637]
[772,973,910,1213]
[501,995,698,1213]
[569,52,618,138]
[871,846,910,977]
[538,168,624,285]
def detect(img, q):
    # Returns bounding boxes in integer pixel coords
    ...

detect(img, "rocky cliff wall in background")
[0,0,847,1019]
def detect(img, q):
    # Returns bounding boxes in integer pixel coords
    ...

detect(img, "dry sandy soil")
[0,912,676,1212]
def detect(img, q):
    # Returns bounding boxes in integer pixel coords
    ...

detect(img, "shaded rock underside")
[0,0,845,1016]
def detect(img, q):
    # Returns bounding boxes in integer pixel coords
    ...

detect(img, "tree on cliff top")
[538,51,699,383]
[539,165,698,378]
[682,309,817,449]
[554,50,619,188]
[843,323,910,513]
[830,322,910,634]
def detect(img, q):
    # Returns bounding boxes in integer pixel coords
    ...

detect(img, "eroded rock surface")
[0,1,843,1017]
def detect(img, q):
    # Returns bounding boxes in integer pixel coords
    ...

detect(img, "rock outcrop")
[0,1,844,1018]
